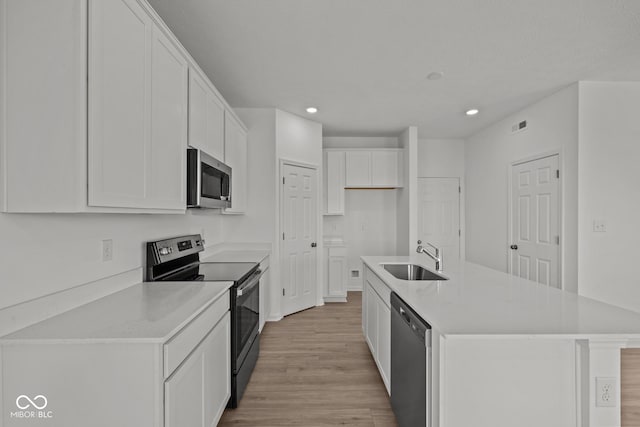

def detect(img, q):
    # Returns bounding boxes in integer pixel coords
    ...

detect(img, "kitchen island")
[361,255,640,427]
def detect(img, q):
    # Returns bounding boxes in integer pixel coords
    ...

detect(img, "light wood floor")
[622,349,640,426]
[219,292,397,427]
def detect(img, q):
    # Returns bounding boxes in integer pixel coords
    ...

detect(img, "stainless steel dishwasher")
[391,292,431,427]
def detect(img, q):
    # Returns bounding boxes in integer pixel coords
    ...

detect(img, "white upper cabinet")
[324,150,345,215]
[371,150,400,187]
[345,151,372,187]
[223,112,248,214]
[344,149,403,188]
[88,0,152,208]
[188,67,225,161]
[148,25,188,210]
[1,0,246,213]
[88,0,187,210]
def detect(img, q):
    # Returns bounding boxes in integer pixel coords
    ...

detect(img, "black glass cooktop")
[196,262,258,283]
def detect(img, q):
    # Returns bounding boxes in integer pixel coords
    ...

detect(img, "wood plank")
[219,292,397,426]
[622,348,640,426]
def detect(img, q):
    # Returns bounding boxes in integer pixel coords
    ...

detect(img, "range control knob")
[159,247,172,256]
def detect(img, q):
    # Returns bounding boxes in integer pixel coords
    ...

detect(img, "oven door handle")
[236,270,263,297]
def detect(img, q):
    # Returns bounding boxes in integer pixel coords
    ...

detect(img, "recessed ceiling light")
[306,107,318,114]
[465,108,479,116]
[426,71,444,81]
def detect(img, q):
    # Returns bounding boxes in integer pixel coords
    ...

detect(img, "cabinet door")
[165,341,205,427]
[188,69,225,161]
[88,0,152,208]
[327,247,347,298]
[371,151,399,187]
[223,113,248,214]
[148,26,187,209]
[345,151,371,187]
[377,297,391,394]
[166,313,230,427]
[365,281,378,356]
[324,151,345,214]
[203,313,231,427]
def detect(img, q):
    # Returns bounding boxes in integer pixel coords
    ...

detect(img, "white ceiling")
[148,0,640,138]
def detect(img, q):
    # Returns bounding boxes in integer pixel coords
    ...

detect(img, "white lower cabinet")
[166,312,230,427]
[363,266,391,394]
[0,289,231,427]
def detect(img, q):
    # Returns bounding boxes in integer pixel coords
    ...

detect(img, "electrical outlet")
[596,377,617,407]
[102,239,113,262]
[593,220,607,233]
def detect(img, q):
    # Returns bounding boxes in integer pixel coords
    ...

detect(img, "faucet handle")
[417,240,422,244]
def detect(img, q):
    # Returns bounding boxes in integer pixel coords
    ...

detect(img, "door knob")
[311,242,317,248]
[510,244,518,250]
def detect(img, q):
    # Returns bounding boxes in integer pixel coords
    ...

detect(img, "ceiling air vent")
[511,120,528,133]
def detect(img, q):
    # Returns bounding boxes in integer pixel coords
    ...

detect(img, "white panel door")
[148,26,187,209]
[510,155,560,287]
[88,0,152,208]
[418,178,461,263]
[281,164,318,316]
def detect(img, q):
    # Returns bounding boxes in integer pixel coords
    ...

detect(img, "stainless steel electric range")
[146,234,262,408]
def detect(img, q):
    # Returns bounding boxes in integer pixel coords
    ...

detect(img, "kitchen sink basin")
[382,264,448,281]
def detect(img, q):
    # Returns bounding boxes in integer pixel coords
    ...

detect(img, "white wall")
[324,190,398,289]
[321,136,401,290]
[418,138,465,178]
[226,109,323,318]
[396,127,418,255]
[224,109,277,243]
[418,138,466,260]
[465,84,579,293]
[577,81,640,312]
[0,211,224,335]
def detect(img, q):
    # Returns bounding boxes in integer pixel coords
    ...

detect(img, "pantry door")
[417,178,461,263]
[510,154,560,287]
[281,162,318,316]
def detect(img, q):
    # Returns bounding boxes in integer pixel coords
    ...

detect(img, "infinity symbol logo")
[16,395,48,410]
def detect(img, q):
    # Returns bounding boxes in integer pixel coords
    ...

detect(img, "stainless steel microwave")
[187,148,232,209]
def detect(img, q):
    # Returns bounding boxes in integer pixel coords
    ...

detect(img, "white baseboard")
[324,296,347,303]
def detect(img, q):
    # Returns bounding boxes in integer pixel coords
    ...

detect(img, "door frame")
[278,158,323,316]
[507,150,563,289]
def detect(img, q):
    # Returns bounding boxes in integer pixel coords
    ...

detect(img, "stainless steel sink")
[382,264,448,281]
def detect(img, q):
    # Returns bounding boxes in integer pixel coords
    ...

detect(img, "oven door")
[234,270,261,370]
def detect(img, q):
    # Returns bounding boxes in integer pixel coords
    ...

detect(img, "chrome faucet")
[416,240,442,272]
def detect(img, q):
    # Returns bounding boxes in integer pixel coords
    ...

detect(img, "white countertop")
[0,282,232,344]
[362,256,640,338]
[202,250,270,264]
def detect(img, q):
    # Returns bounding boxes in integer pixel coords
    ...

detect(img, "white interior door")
[281,163,318,316]
[417,178,460,263]
[510,155,560,287]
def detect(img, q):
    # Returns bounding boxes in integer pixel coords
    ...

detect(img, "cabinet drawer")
[365,268,391,308]
[164,292,229,378]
